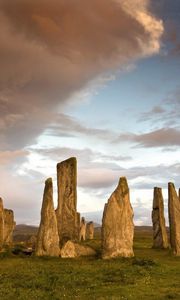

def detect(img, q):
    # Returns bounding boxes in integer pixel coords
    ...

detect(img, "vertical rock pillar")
[35,178,60,256]
[79,217,86,241]
[168,183,180,256]
[3,209,16,245]
[87,222,94,240]
[56,157,79,245]
[152,187,168,249]
[102,177,134,259]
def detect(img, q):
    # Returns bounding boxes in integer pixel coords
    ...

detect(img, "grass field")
[0,228,180,300]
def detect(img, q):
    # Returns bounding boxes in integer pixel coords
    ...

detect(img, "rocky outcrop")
[35,178,60,257]
[102,177,134,259]
[86,222,94,240]
[61,240,96,258]
[79,217,86,241]
[3,209,16,245]
[168,183,180,256]
[56,157,79,245]
[152,187,168,249]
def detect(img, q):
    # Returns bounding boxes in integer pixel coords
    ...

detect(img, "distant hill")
[13,223,157,243]
[13,224,38,242]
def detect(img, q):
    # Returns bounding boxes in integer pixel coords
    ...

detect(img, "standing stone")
[0,198,4,249]
[168,183,180,256]
[35,178,60,257]
[152,187,168,249]
[56,157,79,245]
[86,222,94,240]
[76,212,81,241]
[3,209,16,245]
[79,217,86,241]
[102,177,134,259]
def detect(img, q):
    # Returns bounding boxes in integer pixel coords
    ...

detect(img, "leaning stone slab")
[102,177,134,259]
[152,187,168,249]
[35,178,60,257]
[56,157,79,244]
[61,240,96,258]
[168,182,180,256]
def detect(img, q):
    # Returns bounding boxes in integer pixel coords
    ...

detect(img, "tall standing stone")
[0,198,4,249]
[76,212,81,241]
[35,178,60,257]
[86,222,94,240]
[56,157,79,245]
[79,217,86,241]
[168,182,180,256]
[3,209,16,245]
[152,187,168,249]
[102,177,134,259]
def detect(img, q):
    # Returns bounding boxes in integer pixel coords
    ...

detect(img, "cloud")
[118,127,180,148]
[45,113,118,141]
[28,142,180,190]
[149,0,180,56]
[0,150,29,165]
[139,105,166,122]
[35,146,131,164]
[138,87,180,128]
[0,0,163,150]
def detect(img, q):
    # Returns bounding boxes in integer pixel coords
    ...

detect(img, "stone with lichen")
[79,217,86,241]
[56,157,79,245]
[35,178,60,257]
[86,222,94,240]
[152,187,168,249]
[168,182,180,256]
[3,209,16,245]
[102,177,134,259]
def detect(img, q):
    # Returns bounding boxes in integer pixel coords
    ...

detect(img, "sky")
[0,0,180,225]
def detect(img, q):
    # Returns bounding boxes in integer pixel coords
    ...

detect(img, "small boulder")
[61,241,96,258]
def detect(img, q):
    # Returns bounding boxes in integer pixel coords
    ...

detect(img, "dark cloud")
[0,0,163,150]
[150,0,180,56]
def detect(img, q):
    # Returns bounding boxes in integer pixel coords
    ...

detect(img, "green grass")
[0,231,180,300]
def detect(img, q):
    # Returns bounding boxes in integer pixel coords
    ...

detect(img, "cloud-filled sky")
[0,0,180,225]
